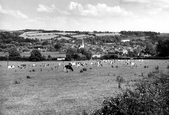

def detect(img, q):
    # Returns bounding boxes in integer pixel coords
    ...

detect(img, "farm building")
[57,57,66,61]
[92,54,102,58]
[121,39,130,42]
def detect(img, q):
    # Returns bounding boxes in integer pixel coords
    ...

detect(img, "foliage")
[8,47,21,58]
[65,48,77,61]
[0,31,38,43]
[101,54,118,59]
[78,48,92,60]
[54,42,62,51]
[85,36,121,45]
[92,71,169,115]
[144,40,156,55]
[156,39,169,57]
[29,49,43,61]
[120,31,159,37]
[66,47,92,61]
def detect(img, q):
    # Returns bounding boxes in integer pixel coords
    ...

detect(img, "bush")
[92,71,169,115]
[157,39,169,57]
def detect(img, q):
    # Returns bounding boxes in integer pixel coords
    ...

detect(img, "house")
[121,39,130,42]
[57,57,65,61]
[92,54,102,58]
[144,54,152,57]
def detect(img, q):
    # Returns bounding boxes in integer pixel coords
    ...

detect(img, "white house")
[121,39,130,42]
[92,54,102,58]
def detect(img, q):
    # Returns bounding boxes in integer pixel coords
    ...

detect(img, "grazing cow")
[8,66,12,69]
[63,63,74,72]
[128,62,137,68]
[21,64,26,67]
[18,64,27,69]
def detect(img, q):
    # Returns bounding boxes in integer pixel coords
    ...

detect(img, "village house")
[121,39,130,42]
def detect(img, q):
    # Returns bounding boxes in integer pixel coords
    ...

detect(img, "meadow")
[19,32,75,40]
[0,60,169,115]
[19,31,120,40]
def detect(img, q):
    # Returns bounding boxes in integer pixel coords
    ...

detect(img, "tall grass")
[116,76,125,89]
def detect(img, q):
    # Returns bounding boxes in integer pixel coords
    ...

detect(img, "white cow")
[32,64,36,67]
[8,65,15,69]
[130,62,137,68]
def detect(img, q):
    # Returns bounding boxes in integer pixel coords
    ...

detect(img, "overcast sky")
[0,0,169,32]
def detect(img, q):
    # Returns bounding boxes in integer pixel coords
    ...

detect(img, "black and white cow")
[63,63,74,72]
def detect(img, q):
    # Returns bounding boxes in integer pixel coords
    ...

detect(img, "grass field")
[95,33,120,36]
[20,32,76,40]
[0,60,169,115]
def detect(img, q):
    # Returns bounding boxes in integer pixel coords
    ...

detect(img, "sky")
[0,0,169,32]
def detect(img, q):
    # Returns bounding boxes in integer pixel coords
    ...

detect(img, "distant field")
[20,33,59,39]
[0,52,8,56]
[55,32,76,35]
[0,60,169,115]
[20,32,76,40]
[19,31,122,40]
[95,33,120,36]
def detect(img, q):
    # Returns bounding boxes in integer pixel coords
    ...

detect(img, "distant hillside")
[1,29,168,43]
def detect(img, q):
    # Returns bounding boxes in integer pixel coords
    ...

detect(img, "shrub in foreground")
[91,72,169,115]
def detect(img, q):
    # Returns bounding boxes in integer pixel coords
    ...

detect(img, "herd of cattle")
[4,59,155,73]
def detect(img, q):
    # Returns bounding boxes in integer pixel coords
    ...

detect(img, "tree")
[156,39,169,57]
[29,49,43,61]
[144,41,156,55]
[54,42,62,51]
[78,48,92,60]
[8,48,21,59]
[66,47,92,60]
[65,48,78,61]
